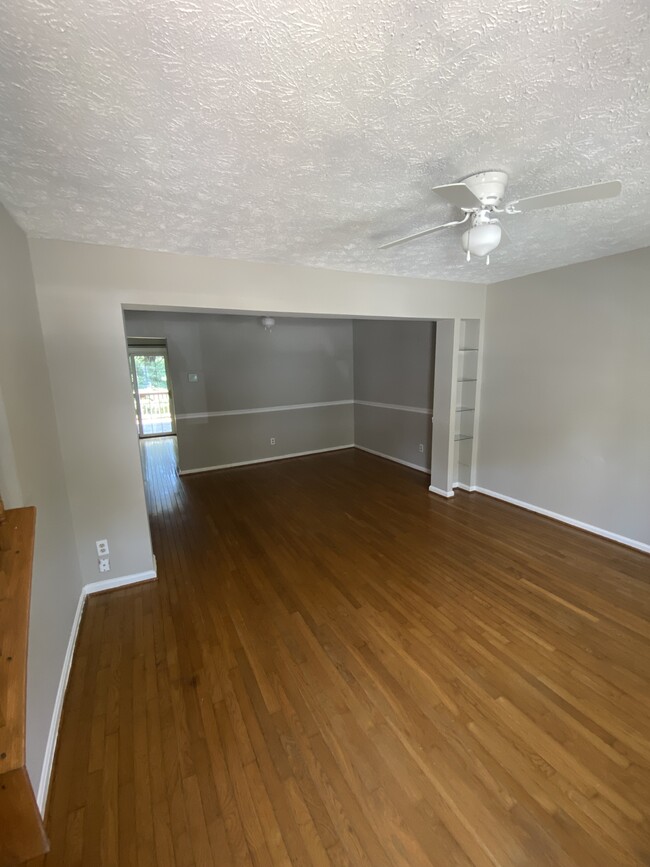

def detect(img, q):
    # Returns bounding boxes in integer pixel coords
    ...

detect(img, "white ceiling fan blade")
[432,183,483,209]
[379,214,469,249]
[508,180,622,213]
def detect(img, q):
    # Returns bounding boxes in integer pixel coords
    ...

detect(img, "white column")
[430,318,459,497]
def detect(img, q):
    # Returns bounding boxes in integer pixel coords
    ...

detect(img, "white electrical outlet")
[418,443,424,453]
[96,539,109,556]
[98,557,110,573]
[270,437,276,445]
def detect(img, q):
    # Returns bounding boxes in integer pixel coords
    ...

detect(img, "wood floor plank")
[38,441,650,866]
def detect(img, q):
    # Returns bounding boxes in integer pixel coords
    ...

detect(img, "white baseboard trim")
[36,589,86,814]
[83,568,157,596]
[475,486,650,554]
[37,565,157,815]
[179,444,355,475]
[354,445,429,474]
[453,482,477,492]
[429,484,455,498]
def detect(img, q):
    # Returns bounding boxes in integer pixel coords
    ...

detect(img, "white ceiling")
[0,0,648,284]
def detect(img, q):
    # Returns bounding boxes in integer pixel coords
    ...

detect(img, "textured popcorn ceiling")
[0,0,648,283]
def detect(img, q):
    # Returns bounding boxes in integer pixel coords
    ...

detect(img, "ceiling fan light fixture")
[379,170,621,266]
[461,222,502,259]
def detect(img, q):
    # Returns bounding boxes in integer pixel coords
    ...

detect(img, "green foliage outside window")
[134,355,168,390]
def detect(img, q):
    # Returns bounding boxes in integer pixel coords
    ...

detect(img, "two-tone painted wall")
[124,312,438,476]
[353,319,435,472]
[124,311,355,471]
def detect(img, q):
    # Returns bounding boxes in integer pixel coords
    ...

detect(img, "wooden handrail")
[0,507,49,866]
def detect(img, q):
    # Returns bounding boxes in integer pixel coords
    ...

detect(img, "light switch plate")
[188,373,199,382]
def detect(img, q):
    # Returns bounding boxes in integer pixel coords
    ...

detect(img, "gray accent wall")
[124,311,354,471]
[353,320,436,471]
[177,406,353,470]
[124,312,438,475]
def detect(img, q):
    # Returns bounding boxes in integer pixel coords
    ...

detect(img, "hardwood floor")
[32,440,650,866]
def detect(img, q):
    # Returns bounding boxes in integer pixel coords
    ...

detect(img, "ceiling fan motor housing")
[460,170,509,209]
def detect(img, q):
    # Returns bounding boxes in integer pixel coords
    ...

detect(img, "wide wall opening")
[122,310,438,493]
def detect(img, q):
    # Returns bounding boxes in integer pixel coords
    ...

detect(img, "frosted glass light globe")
[461,223,502,258]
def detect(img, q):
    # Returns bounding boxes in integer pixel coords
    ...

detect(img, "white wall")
[28,238,485,586]
[478,247,650,549]
[0,206,83,785]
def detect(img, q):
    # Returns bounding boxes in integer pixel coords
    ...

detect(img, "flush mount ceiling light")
[380,170,622,265]
[261,316,275,331]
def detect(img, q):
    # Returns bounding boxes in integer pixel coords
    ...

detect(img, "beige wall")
[478,247,650,548]
[29,239,486,586]
[5,219,646,801]
[0,206,82,785]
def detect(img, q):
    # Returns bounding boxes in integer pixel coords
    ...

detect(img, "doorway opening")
[128,343,176,438]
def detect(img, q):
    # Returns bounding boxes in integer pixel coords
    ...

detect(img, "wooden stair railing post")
[0,506,49,865]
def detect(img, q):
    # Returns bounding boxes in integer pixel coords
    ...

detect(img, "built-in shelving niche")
[453,319,480,490]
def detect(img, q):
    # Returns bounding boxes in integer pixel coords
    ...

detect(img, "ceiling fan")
[379,171,622,264]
